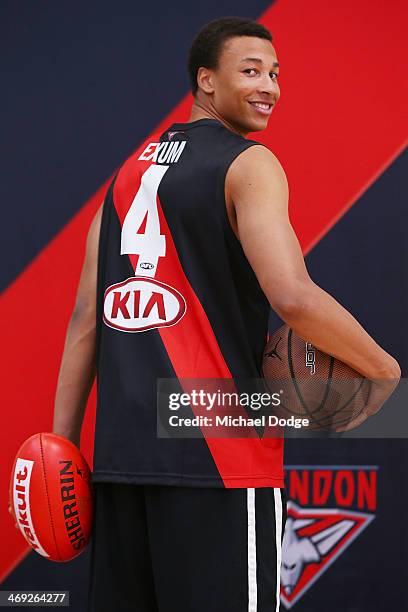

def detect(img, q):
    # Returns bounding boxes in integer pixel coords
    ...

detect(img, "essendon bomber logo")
[103,276,186,332]
[281,465,377,608]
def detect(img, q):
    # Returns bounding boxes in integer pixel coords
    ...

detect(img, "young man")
[53,17,400,612]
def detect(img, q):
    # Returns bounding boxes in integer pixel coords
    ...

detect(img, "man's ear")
[197,67,215,94]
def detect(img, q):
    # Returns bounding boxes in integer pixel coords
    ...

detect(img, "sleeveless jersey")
[93,118,284,488]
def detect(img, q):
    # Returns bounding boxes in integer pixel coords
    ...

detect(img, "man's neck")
[187,100,248,138]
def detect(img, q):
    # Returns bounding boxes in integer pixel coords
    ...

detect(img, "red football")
[9,432,93,562]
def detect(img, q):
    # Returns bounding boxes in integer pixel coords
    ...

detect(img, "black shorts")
[87,484,287,612]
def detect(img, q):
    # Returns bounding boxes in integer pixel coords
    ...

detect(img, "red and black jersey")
[93,118,284,488]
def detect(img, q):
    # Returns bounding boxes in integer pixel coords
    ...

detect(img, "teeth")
[251,102,270,110]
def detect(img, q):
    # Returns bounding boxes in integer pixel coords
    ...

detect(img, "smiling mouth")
[248,101,273,116]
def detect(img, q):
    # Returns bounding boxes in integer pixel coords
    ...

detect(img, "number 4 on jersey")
[121,164,169,278]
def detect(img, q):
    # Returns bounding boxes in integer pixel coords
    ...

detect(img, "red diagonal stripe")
[1,0,406,581]
[113,155,284,487]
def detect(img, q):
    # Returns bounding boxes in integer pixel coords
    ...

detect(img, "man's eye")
[244,68,279,80]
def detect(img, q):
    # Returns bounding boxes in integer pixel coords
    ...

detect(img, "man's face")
[202,36,280,134]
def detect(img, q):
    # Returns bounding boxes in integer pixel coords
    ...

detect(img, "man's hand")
[335,372,400,432]
[52,429,81,448]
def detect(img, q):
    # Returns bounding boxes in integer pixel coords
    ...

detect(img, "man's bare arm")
[226,145,401,384]
[52,204,103,446]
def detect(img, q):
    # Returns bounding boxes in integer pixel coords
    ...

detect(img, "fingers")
[363,382,395,418]
[364,402,385,418]
[334,383,394,432]
[335,410,368,433]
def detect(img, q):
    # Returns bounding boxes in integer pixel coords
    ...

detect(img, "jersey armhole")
[217,141,267,251]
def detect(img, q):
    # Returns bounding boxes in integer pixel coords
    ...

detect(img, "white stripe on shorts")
[247,488,257,612]
[247,488,283,612]
[274,488,283,612]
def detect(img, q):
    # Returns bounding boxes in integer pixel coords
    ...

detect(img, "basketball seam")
[287,329,368,428]
[318,357,334,413]
[40,434,62,561]
[322,377,367,426]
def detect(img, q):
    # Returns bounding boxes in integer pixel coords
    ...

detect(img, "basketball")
[262,324,371,430]
[9,432,93,562]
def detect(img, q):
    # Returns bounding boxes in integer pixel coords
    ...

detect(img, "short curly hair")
[188,17,273,96]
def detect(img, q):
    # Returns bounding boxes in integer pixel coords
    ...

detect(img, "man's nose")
[259,75,279,99]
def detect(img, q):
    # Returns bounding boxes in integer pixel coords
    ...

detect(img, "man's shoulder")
[229,141,285,176]
[226,142,288,199]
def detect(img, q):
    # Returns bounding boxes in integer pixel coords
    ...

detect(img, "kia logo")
[103,276,186,332]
